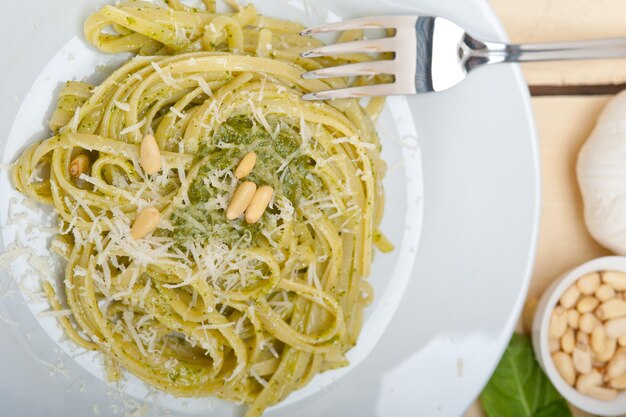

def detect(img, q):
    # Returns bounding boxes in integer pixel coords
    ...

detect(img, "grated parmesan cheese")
[119,118,146,136]
[114,99,131,112]
[29,254,52,279]
[33,356,70,379]
[38,309,72,318]
[151,61,180,88]
[332,136,376,150]
[66,106,81,133]
[73,266,87,277]
[0,247,32,268]
[191,75,213,97]
[249,368,268,387]
[169,106,187,119]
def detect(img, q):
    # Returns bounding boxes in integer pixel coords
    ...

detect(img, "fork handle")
[468,36,626,64]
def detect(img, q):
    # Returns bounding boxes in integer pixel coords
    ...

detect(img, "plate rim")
[461,0,541,409]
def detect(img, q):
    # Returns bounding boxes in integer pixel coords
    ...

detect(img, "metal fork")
[299,15,626,100]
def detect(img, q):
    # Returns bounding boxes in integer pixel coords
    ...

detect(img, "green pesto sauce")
[171,116,319,245]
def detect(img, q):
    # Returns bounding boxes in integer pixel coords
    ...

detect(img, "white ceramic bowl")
[533,256,626,416]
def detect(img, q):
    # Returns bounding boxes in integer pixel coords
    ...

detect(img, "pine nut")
[549,338,560,353]
[561,328,575,354]
[560,285,581,309]
[607,348,626,378]
[580,313,600,334]
[595,337,617,363]
[245,185,273,224]
[591,325,607,355]
[594,360,607,370]
[576,295,599,314]
[596,284,616,302]
[130,207,160,240]
[610,372,626,389]
[573,344,593,374]
[576,369,603,393]
[603,271,626,291]
[577,331,590,346]
[578,272,601,295]
[553,352,576,386]
[587,386,618,401]
[619,335,626,347]
[69,154,90,177]
[234,152,257,179]
[140,134,162,175]
[597,299,626,320]
[568,309,580,329]
[226,181,257,220]
[606,317,626,339]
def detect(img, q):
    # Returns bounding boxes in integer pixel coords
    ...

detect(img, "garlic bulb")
[578,90,626,255]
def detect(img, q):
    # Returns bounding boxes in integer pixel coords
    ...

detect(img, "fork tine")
[302,83,404,100]
[301,38,397,58]
[301,16,401,35]
[302,60,395,79]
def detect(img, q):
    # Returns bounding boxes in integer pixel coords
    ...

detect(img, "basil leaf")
[480,333,572,417]
[534,401,572,417]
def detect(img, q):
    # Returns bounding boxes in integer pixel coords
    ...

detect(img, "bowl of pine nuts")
[533,256,626,415]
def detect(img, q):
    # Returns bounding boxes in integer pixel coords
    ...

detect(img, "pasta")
[12,1,391,415]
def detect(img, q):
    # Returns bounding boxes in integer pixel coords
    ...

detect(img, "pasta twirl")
[12,1,390,416]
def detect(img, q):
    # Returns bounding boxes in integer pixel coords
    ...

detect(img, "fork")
[299,15,626,100]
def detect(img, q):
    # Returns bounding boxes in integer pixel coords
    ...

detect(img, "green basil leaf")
[480,333,572,417]
[534,401,572,417]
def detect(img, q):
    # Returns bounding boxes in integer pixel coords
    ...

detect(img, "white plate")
[0,1,539,416]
